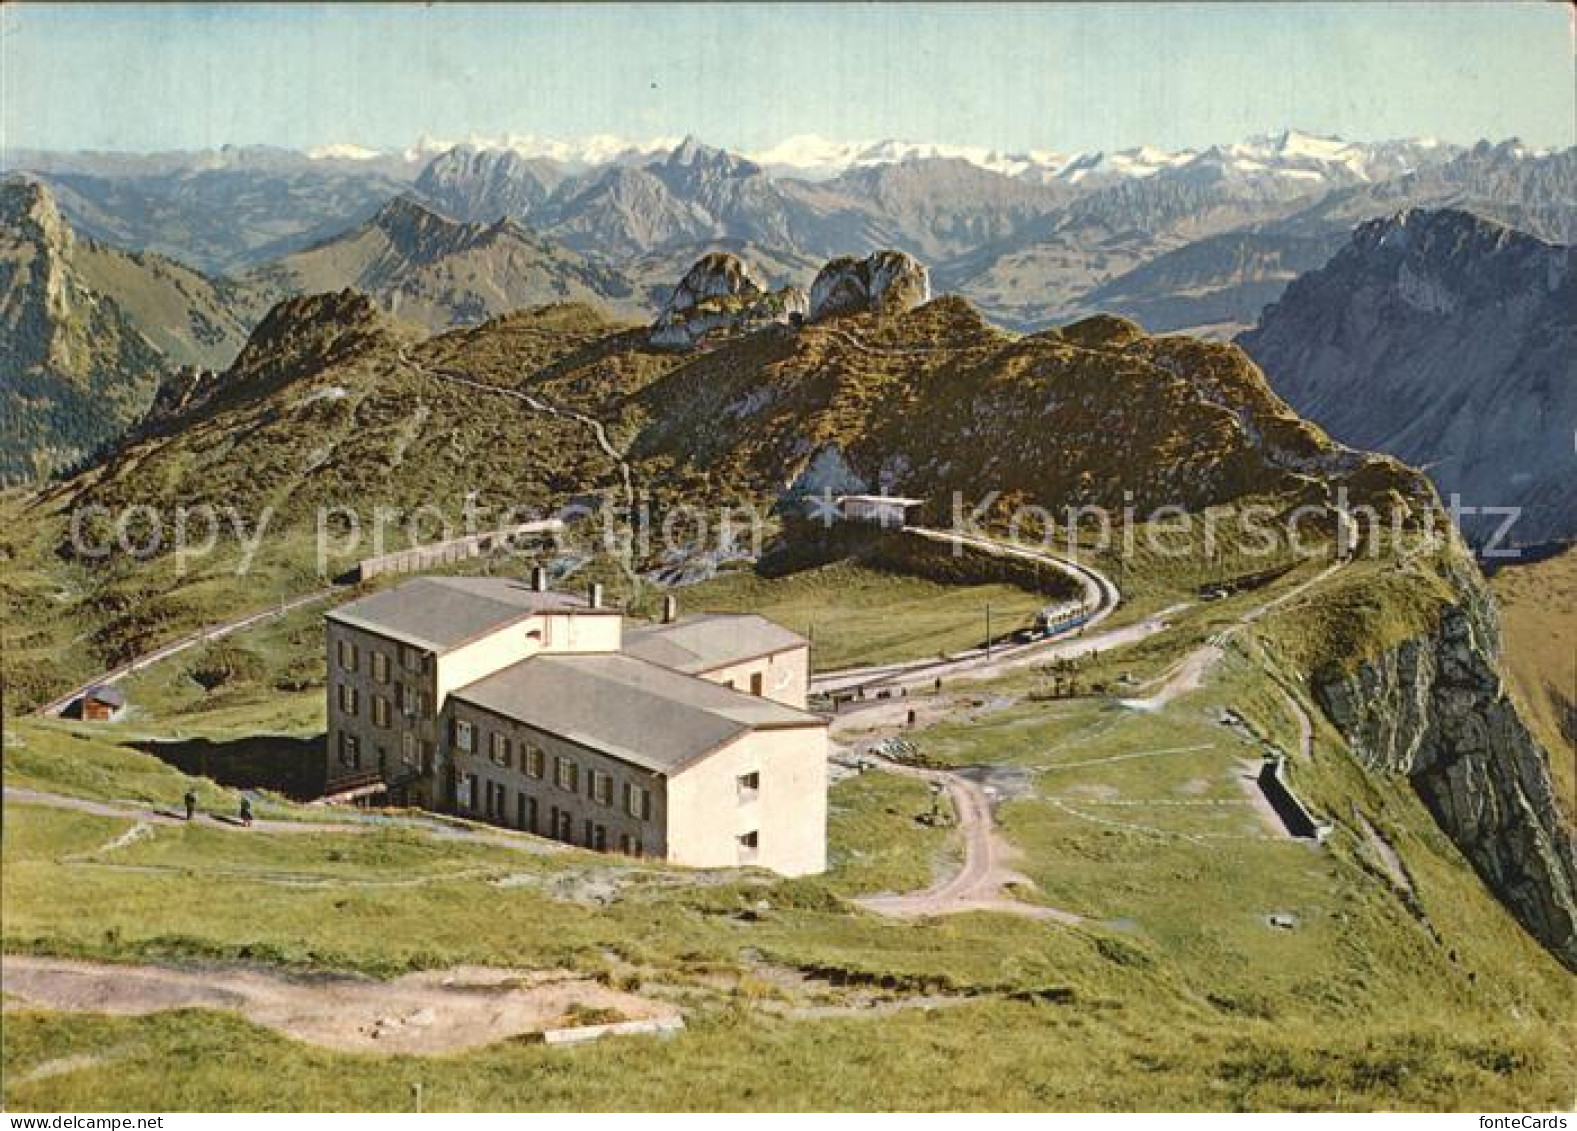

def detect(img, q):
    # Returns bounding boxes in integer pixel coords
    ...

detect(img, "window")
[401,732,417,767]
[591,824,607,851]
[588,770,613,806]
[339,732,360,767]
[737,771,760,802]
[737,830,759,862]
[338,683,358,716]
[524,744,545,778]
[555,756,579,792]
[372,695,390,728]
[459,772,478,811]
[750,672,764,697]
[518,793,537,833]
[371,652,389,684]
[337,639,359,673]
[489,732,511,767]
[624,782,651,821]
[620,833,643,858]
[455,719,474,753]
[401,645,424,673]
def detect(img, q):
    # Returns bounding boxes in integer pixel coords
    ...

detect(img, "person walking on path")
[239,797,253,827]
[183,790,197,821]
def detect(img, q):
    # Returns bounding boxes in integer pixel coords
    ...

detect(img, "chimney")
[587,582,604,610]
[530,566,547,592]
[662,594,678,624]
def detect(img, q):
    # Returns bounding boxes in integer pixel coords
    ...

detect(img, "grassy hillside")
[5,541,1574,1109]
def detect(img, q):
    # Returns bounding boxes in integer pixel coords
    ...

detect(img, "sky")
[2,2,1573,155]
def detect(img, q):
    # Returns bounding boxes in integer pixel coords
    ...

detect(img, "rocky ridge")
[1316,555,1577,969]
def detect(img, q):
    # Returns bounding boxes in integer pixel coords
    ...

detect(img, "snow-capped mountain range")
[299,128,1474,187]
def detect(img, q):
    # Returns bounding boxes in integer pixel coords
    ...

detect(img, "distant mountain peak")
[662,136,761,178]
[0,175,71,247]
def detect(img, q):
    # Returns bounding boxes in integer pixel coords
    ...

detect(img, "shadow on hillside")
[132,734,327,800]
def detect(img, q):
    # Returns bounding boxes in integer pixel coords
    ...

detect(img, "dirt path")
[1358,812,1415,894]
[1119,561,1345,712]
[36,587,341,718]
[2,786,563,855]
[398,345,635,515]
[0,955,679,1055]
[853,757,1082,924]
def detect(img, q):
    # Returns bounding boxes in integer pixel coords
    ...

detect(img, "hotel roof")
[452,652,824,773]
[327,575,614,653]
[623,613,807,675]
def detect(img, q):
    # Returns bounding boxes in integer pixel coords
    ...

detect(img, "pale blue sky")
[3,2,1572,154]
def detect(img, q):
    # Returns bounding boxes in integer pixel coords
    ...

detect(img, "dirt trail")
[1358,813,1415,894]
[1120,560,1345,712]
[2,786,562,855]
[853,757,1082,924]
[415,361,636,515]
[0,955,679,1055]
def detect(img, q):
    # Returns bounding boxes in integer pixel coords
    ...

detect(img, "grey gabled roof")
[327,576,614,653]
[84,684,126,707]
[451,652,823,774]
[623,613,807,675]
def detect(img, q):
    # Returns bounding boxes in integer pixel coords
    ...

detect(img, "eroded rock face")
[1316,559,1577,969]
[1238,208,1577,545]
[650,253,807,349]
[808,250,931,321]
[660,252,766,318]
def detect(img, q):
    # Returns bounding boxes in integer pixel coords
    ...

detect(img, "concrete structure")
[324,573,827,875]
[833,495,924,529]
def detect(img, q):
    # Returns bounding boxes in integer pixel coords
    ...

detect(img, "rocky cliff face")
[1315,556,1577,969]
[1239,208,1576,546]
[414,145,565,224]
[809,250,931,320]
[650,251,807,349]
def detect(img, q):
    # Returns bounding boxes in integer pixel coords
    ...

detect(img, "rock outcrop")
[809,250,931,321]
[649,252,807,349]
[1315,557,1577,969]
[660,251,767,318]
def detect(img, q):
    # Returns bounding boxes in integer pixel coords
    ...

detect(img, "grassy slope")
[4,547,1575,1111]
[1490,545,1576,819]
[650,560,1047,672]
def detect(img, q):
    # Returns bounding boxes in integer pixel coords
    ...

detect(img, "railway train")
[1031,599,1094,638]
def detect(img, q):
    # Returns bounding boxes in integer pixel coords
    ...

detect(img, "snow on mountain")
[301,129,1464,191]
[310,133,682,172]
[749,134,1072,180]
[304,143,384,162]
